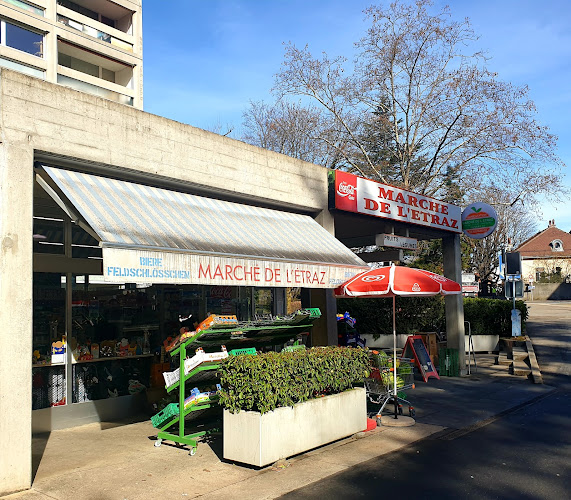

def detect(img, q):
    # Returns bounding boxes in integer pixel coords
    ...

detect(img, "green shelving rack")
[153,341,222,456]
[151,308,321,455]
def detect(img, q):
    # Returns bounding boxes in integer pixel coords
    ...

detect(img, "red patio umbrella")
[334,264,461,418]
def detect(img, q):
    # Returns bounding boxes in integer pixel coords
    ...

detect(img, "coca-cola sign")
[337,181,356,199]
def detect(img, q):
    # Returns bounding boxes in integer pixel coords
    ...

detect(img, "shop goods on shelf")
[162,346,228,388]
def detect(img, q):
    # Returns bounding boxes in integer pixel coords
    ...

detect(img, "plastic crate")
[229,347,257,356]
[305,308,321,318]
[151,403,179,428]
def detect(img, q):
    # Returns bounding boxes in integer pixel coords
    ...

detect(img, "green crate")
[151,403,179,428]
[438,348,459,377]
[306,308,321,318]
[228,347,257,356]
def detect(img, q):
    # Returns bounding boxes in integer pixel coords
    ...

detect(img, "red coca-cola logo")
[337,181,356,198]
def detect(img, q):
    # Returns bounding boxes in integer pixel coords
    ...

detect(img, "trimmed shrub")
[337,296,446,338]
[217,347,369,414]
[463,298,528,335]
[337,297,528,337]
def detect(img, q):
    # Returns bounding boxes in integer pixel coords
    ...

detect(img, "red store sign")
[331,171,461,233]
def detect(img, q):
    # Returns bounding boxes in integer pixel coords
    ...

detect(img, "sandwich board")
[402,335,440,382]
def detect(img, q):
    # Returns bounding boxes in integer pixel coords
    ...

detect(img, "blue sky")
[142,0,571,231]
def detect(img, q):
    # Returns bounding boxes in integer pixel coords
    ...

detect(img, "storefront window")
[69,278,157,402]
[71,225,101,259]
[32,270,295,409]
[33,217,65,254]
[254,288,273,318]
[286,287,302,314]
[32,273,66,409]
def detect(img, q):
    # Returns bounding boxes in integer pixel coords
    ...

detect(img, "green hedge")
[337,297,528,337]
[337,296,446,337]
[463,298,528,335]
[217,347,369,414]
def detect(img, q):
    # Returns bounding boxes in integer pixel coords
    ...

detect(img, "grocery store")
[0,69,465,494]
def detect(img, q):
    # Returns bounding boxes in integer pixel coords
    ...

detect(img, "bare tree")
[465,188,537,281]
[270,0,565,203]
[241,100,347,169]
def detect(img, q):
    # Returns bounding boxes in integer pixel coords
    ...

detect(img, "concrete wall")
[0,69,331,495]
[525,283,571,301]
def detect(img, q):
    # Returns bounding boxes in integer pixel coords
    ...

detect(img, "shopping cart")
[365,351,416,421]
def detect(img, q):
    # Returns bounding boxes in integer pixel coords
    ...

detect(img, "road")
[280,301,571,500]
[526,301,571,384]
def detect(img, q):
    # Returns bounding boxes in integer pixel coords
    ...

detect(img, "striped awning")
[37,167,367,288]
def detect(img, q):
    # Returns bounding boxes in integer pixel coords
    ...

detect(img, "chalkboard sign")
[403,335,440,382]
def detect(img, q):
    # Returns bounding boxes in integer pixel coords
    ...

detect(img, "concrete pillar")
[442,233,466,375]
[310,209,339,346]
[309,289,338,346]
[0,142,34,495]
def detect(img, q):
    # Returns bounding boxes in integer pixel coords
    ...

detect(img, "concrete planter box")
[223,387,366,467]
[363,333,499,353]
[361,334,410,349]
[465,334,499,352]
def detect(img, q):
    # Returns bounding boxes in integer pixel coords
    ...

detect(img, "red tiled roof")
[516,225,571,258]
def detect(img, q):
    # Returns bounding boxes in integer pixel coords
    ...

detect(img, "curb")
[525,336,544,384]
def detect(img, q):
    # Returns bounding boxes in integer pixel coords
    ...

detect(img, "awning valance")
[37,166,367,288]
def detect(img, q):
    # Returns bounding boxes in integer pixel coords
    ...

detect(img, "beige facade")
[517,221,571,284]
[0,0,142,108]
[0,68,338,495]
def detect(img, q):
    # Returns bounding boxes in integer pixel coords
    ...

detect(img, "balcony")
[57,14,133,52]
[57,38,134,105]
[57,0,134,34]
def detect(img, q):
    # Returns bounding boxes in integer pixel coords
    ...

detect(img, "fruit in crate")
[381,372,405,389]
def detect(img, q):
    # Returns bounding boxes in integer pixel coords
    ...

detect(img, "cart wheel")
[154,439,162,448]
[409,407,416,418]
[189,447,196,456]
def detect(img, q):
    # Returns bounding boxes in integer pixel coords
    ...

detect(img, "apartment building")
[0,0,142,107]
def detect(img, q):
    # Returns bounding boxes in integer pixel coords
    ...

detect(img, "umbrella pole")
[393,295,398,419]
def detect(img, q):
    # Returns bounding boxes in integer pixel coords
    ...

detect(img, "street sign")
[505,252,522,275]
[375,233,418,250]
[461,202,498,239]
[505,279,523,298]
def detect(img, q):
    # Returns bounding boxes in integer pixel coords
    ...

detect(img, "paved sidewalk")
[2,352,553,500]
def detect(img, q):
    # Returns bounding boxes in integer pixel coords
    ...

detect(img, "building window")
[0,54,44,78]
[4,0,44,16]
[0,19,43,56]
[550,239,564,252]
